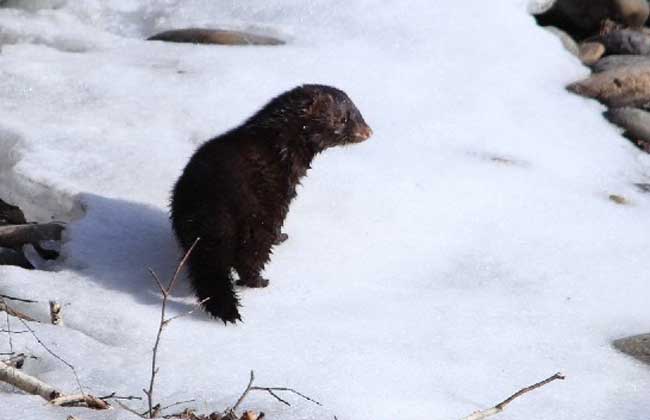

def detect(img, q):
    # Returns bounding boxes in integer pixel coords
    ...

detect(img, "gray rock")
[591,54,650,72]
[596,29,650,55]
[147,28,284,46]
[613,333,650,365]
[567,64,650,107]
[605,107,650,151]
[578,41,606,64]
[606,107,650,139]
[536,0,649,38]
[545,26,580,56]
[0,247,32,269]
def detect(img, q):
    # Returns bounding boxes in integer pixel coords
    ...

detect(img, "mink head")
[253,84,373,152]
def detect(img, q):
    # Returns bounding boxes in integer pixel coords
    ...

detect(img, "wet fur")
[170,84,371,323]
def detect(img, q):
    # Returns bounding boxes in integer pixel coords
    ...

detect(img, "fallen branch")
[0,222,65,248]
[0,359,62,400]
[50,393,111,410]
[0,300,37,322]
[460,372,565,420]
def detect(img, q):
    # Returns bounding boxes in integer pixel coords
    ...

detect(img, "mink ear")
[306,93,335,117]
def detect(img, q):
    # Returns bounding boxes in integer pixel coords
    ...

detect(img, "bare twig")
[160,398,196,412]
[164,297,210,325]
[115,400,147,418]
[227,370,321,419]
[49,300,64,326]
[98,392,143,401]
[460,372,565,420]
[249,386,321,407]
[5,307,13,353]
[0,294,38,303]
[143,237,200,418]
[15,315,85,396]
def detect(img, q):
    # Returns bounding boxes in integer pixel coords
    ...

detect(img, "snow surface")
[1,1,650,419]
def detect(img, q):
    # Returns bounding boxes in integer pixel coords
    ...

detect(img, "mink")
[170,84,372,323]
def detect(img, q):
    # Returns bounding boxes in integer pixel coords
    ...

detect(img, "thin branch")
[164,297,210,325]
[167,237,200,294]
[115,400,147,418]
[144,237,200,418]
[0,222,65,247]
[0,300,37,322]
[15,315,85,396]
[160,398,196,412]
[228,370,321,418]
[5,308,13,353]
[250,386,322,406]
[460,372,565,420]
[231,370,256,414]
[98,392,143,401]
[0,294,38,303]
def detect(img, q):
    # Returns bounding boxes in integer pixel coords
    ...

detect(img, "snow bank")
[1,1,650,419]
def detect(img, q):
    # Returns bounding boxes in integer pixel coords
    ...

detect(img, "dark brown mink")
[170,84,373,324]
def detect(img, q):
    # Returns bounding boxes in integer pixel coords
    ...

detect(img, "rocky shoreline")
[533,0,650,367]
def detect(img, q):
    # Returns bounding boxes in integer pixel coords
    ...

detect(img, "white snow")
[1,1,650,419]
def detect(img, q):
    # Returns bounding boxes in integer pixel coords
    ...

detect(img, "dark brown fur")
[170,85,372,323]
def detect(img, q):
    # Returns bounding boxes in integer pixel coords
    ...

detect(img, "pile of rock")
[535,0,650,152]
[0,198,63,269]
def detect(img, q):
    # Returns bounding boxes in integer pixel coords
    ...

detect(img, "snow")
[1,1,650,419]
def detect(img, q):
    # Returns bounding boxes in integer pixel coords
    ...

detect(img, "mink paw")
[202,298,241,324]
[236,277,270,288]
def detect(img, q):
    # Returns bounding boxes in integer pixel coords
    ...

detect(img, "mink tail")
[185,239,241,324]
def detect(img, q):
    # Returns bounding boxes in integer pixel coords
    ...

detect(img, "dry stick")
[460,372,565,420]
[0,359,62,400]
[5,306,13,353]
[0,300,37,322]
[49,300,64,326]
[228,370,322,418]
[98,392,143,401]
[0,294,38,303]
[143,238,200,419]
[50,393,112,409]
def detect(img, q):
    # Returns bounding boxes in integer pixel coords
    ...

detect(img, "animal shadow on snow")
[63,193,211,319]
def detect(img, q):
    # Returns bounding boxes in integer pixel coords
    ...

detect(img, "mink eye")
[340,111,349,124]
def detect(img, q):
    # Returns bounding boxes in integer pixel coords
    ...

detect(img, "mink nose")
[354,125,373,141]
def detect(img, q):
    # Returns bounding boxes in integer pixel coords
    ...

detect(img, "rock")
[0,198,27,225]
[608,193,629,204]
[616,0,650,28]
[595,29,650,55]
[0,247,33,269]
[591,54,650,72]
[545,26,580,55]
[613,333,650,365]
[535,0,649,39]
[147,28,284,46]
[578,41,606,64]
[605,107,650,150]
[567,65,650,107]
